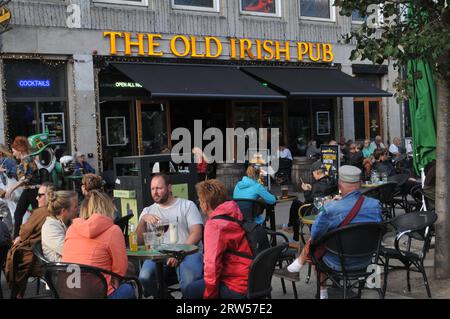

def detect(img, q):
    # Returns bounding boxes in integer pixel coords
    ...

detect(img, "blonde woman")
[61,190,134,299]
[41,190,78,262]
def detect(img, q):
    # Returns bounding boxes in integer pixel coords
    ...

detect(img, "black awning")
[352,64,388,75]
[110,63,285,100]
[241,66,392,97]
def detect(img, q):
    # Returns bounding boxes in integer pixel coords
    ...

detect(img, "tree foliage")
[336,0,450,81]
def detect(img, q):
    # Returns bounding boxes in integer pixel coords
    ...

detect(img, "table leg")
[155,261,167,299]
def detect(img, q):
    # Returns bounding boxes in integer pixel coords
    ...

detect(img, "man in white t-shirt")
[137,173,204,298]
[389,137,402,158]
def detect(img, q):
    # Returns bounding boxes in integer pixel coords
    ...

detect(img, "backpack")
[212,215,270,259]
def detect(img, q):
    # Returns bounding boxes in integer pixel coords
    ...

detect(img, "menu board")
[41,112,65,144]
[321,144,339,180]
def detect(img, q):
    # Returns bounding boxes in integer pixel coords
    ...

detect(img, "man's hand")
[167,257,179,268]
[14,236,21,245]
[301,183,312,191]
[142,214,160,225]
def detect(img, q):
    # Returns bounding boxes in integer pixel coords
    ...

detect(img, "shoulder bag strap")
[339,196,365,227]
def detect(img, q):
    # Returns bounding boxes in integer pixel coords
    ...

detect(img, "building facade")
[0,0,403,172]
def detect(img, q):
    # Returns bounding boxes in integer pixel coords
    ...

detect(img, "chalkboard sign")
[321,144,339,180]
[41,112,65,144]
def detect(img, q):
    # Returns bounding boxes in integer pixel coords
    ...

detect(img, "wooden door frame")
[354,97,383,140]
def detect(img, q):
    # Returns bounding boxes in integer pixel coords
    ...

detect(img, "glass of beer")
[281,185,289,198]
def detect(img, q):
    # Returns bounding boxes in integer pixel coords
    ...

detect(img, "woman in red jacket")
[185,179,252,299]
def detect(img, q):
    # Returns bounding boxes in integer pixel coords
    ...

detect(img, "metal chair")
[114,214,134,246]
[310,222,386,299]
[364,182,397,219]
[31,240,51,296]
[379,210,437,298]
[44,262,143,299]
[389,174,412,213]
[247,243,287,299]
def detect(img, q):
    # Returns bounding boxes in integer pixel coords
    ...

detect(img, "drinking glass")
[281,185,289,198]
[382,172,388,184]
[169,222,178,244]
[155,218,169,244]
[143,232,155,251]
[313,197,324,211]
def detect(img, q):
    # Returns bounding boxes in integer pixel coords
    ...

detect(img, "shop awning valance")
[111,63,285,100]
[241,66,392,97]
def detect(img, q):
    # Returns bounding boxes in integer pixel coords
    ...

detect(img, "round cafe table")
[127,244,198,299]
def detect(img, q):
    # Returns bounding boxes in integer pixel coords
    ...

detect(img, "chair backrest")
[388,174,410,193]
[233,199,267,222]
[364,182,397,204]
[32,240,50,265]
[114,214,134,245]
[314,223,385,267]
[390,210,437,241]
[44,262,110,299]
[247,243,286,299]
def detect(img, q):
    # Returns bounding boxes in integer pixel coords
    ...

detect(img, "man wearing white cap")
[275,165,382,299]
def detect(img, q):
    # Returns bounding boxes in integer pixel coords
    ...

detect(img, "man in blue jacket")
[275,165,382,299]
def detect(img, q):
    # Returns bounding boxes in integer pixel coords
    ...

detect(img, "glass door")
[353,98,383,140]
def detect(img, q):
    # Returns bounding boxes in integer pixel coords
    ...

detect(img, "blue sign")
[18,80,51,88]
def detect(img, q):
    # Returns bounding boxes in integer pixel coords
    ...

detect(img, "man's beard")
[154,191,170,205]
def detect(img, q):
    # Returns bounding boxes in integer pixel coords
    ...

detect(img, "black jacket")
[304,176,338,203]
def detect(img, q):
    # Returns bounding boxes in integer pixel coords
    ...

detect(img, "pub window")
[93,0,148,6]
[240,0,282,17]
[4,60,69,151]
[172,0,219,12]
[299,0,335,21]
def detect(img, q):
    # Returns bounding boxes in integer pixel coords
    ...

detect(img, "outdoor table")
[127,244,198,299]
[266,195,297,231]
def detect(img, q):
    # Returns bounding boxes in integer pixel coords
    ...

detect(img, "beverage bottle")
[129,222,138,252]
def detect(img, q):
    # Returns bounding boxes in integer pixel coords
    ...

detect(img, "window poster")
[173,0,216,8]
[106,116,127,146]
[316,111,330,135]
[241,0,278,14]
[41,112,65,144]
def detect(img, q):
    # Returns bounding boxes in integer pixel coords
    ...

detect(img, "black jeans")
[13,188,38,238]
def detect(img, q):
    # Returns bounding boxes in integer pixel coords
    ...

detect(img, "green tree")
[335,0,450,278]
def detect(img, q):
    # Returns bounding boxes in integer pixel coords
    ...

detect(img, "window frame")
[299,0,336,22]
[171,0,220,13]
[239,0,282,18]
[93,0,148,7]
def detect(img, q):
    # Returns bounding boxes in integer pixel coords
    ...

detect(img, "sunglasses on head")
[37,193,46,198]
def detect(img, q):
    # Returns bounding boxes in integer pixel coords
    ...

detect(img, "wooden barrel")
[291,157,315,190]
[215,163,246,197]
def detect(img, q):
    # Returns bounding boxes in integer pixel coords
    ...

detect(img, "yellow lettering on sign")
[308,42,321,62]
[255,40,263,60]
[124,32,145,56]
[297,42,308,61]
[170,35,190,57]
[103,31,123,55]
[190,36,205,58]
[205,36,222,58]
[263,40,275,61]
[240,39,255,59]
[323,43,334,62]
[146,34,163,57]
[230,38,238,60]
[275,41,291,61]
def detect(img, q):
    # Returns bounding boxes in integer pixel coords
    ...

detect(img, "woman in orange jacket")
[62,190,134,299]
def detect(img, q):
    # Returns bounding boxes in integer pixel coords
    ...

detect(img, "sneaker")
[273,267,300,281]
